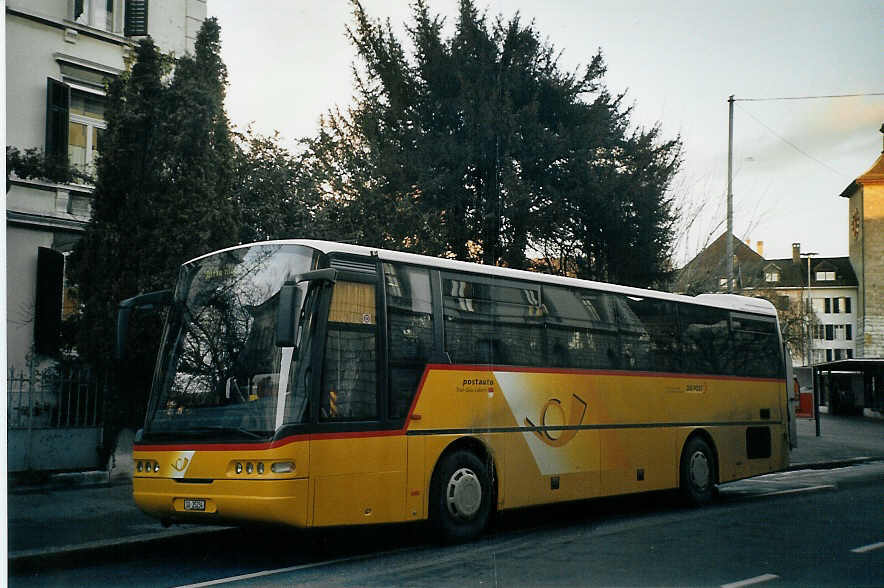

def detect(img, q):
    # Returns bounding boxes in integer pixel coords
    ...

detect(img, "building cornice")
[54,52,124,77]
[741,285,858,293]
[7,210,89,233]
[7,6,134,48]
[8,176,95,194]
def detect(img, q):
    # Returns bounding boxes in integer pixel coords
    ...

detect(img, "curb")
[786,456,884,472]
[8,526,235,571]
[8,470,114,494]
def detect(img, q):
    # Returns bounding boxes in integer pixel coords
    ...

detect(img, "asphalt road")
[11,462,884,587]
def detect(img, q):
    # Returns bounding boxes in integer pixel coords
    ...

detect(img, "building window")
[847,349,854,359]
[815,271,835,281]
[826,349,833,362]
[73,0,117,33]
[846,324,852,341]
[824,298,831,313]
[825,325,834,341]
[68,90,106,176]
[765,271,780,282]
[813,324,824,341]
[833,298,840,313]
[834,325,847,341]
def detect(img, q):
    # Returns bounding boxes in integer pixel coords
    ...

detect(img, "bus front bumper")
[133,477,309,527]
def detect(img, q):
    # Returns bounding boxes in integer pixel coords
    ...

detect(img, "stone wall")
[861,180,884,356]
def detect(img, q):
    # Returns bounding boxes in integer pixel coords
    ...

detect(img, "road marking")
[851,541,884,554]
[756,484,834,498]
[721,573,780,588]
[175,534,539,587]
[174,550,410,588]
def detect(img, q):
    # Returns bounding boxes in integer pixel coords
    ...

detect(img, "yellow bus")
[124,240,796,541]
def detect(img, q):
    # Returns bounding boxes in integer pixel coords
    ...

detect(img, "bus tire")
[679,436,716,506]
[429,449,493,543]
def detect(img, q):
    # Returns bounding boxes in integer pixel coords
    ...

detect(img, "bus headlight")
[271,461,294,474]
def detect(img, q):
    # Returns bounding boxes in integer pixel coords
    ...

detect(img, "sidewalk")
[8,413,884,567]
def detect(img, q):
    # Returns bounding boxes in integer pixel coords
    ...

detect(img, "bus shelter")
[811,358,884,418]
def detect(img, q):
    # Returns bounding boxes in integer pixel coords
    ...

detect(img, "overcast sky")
[207,0,883,265]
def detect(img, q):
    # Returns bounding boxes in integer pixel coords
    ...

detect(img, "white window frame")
[68,86,107,179]
[70,0,123,34]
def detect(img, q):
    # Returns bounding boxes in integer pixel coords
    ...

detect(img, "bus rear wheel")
[679,436,716,506]
[429,449,493,543]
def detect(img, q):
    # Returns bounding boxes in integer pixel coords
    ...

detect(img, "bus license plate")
[184,499,206,511]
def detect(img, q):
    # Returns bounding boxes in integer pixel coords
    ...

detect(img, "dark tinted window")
[443,276,542,366]
[384,263,433,418]
[543,286,619,369]
[615,296,680,372]
[680,304,732,375]
[731,313,783,378]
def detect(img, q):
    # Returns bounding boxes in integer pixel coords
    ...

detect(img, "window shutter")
[35,248,65,355]
[124,0,149,36]
[45,78,70,160]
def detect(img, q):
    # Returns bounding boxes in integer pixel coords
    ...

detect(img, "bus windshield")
[144,244,319,441]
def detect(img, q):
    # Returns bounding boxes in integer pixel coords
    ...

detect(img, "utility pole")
[726,95,735,293]
[802,250,820,437]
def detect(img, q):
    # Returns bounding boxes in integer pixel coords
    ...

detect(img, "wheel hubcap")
[689,451,710,491]
[445,467,482,520]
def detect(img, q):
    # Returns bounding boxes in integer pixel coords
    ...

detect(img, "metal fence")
[7,363,106,429]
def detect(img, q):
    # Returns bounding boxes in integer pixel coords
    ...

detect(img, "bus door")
[309,277,407,526]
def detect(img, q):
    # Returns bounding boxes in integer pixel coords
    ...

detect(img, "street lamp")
[801,251,817,367]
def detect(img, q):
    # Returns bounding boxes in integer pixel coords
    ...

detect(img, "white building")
[6,0,206,370]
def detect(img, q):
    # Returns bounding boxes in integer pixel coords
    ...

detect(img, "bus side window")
[617,296,680,373]
[543,286,618,370]
[731,314,782,378]
[384,263,433,418]
[321,281,378,420]
[442,277,543,367]
[679,305,732,376]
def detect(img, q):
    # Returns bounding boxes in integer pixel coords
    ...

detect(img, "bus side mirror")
[116,289,173,360]
[276,282,302,348]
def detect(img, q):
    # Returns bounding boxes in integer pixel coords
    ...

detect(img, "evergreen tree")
[312,0,681,286]
[232,128,330,243]
[69,19,239,447]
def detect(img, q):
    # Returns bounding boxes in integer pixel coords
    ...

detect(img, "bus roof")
[186,239,778,317]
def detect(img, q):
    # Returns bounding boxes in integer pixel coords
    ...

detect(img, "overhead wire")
[734,103,848,178]
[734,92,884,102]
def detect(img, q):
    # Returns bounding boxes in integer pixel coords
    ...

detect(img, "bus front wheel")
[429,449,493,542]
[679,436,716,506]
